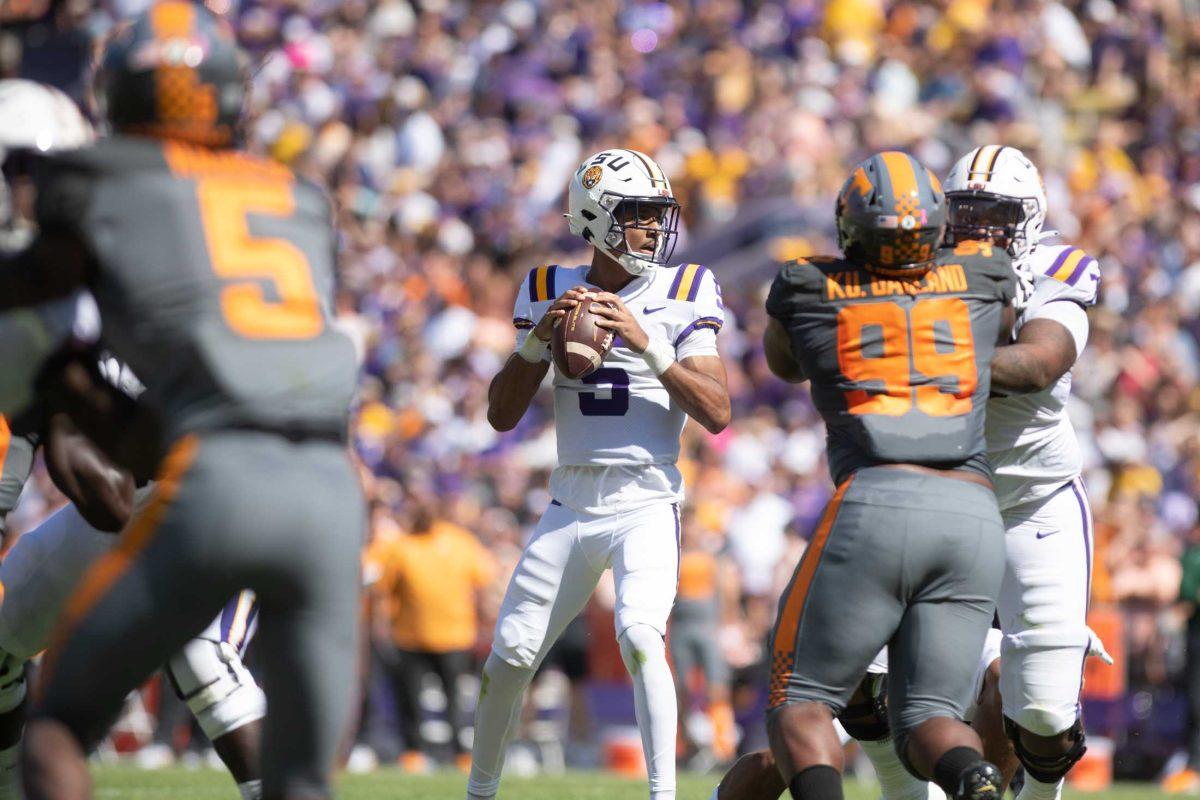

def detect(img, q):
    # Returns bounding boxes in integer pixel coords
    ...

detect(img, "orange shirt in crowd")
[375,520,496,653]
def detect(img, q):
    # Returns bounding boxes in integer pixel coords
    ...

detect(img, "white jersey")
[986,244,1099,511]
[512,262,723,514]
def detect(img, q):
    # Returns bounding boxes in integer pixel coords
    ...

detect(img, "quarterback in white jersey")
[468,149,730,800]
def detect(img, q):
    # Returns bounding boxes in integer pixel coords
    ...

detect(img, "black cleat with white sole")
[955,762,1003,800]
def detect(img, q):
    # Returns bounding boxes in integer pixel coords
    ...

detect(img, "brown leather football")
[552,299,614,379]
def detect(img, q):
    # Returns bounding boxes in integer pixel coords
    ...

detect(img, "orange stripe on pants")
[768,475,854,707]
[39,434,200,696]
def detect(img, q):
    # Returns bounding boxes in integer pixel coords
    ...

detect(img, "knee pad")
[166,638,266,742]
[837,673,890,742]
[618,624,665,677]
[1009,703,1078,739]
[1004,715,1087,783]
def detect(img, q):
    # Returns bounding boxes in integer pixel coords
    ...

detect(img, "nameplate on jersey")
[822,263,968,301]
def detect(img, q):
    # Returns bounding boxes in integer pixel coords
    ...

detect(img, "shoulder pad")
[665,263,714,302]
[524,264,562,303]
[766,256,845,318]
[1026,245,1100,305]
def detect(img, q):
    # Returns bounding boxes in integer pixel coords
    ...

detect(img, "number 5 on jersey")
[836,297,976,417]
[196,175,325,341]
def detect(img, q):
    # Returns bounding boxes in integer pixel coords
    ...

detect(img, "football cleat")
[954,761,1003,800]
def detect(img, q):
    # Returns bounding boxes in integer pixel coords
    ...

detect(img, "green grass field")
[91,765,1173,799]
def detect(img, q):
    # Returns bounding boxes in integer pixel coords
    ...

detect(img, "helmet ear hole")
[580,209,596,221]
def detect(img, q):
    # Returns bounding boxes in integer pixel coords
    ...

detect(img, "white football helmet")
[0,80,94,245]
[565,148,680,276]
[943,145,1047,263]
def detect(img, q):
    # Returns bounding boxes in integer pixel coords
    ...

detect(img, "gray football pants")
[35,430,365,799]
[768,466,1004,745]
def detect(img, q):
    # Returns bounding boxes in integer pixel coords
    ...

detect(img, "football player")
[0,78,267,800]
[710,146,1107,800]
[944,144,1102,800]
[760,152,1014,800]
[0,4,363,800]
[468,148,730,800]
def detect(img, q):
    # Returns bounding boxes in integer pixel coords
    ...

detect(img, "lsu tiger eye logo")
[582,165,603,189]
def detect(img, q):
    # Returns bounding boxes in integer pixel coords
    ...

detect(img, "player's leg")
[468,502,605,800]
[0,503,116,799]
[236,438,365,800]
[841,670,940,800]
[996,480,1093,800]
[766,476,909,800]
[164,592,265,800]
[22,437,239,800]
[886,487,1006,800]
[970,655,1017,789]
[611,502,684,800]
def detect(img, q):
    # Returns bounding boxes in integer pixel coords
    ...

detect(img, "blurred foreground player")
[469,148,730,800]
[760,152,1014,800]
[0,4,363,799]
[0,80,265,800]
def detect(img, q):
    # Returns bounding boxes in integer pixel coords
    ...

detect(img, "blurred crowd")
[4,0,1200,783]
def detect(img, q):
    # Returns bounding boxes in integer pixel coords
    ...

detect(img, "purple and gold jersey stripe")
[513,318,535,330]
[673,315,724,347]
[527,265,558,303]
[669,263,708,302]
[1045,248,1094,286]
[219,590,258,653]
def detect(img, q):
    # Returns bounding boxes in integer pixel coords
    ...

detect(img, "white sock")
[859,737,940,800]
[619,625,677,800]
[466,652,534,800]
[237,779,262,800]
[1016,776,1063,800]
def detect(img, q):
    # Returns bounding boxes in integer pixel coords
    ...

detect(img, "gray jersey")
[766,245,1016,485]
[0,415,38,537]
[35,138,356,442]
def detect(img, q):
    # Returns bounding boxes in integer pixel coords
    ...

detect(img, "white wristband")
[517,332,550,363]
[640,337,676,376]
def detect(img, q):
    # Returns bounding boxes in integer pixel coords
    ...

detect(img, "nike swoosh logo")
[1035,530,1058,539]
[644,306,667,315]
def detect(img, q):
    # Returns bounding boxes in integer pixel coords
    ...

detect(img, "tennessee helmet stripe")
[673,263,702,301]
[768,476,853,708]
[1052,249,1088,283]
[150,0,196,38]
[880,151,918,211]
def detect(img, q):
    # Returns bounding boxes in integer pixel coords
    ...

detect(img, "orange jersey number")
[196,176,324,340]
[836,298,976,417]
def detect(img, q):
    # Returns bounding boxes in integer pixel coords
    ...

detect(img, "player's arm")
[588,292,731,434]
[0,232,91,309]
[991,307,1083,393]
[764,318,806,383]
[42,411,135,533]
[487,286,592,432]
[36,351,165,484]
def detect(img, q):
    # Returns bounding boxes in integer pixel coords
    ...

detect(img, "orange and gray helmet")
[836,151,946,271]
[99,0,244,148]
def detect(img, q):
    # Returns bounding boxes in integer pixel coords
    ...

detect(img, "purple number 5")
[579,367,629,416]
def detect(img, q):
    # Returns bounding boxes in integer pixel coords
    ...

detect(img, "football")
[552,298,614,380]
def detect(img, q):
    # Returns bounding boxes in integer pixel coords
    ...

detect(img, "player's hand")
[588,292,649,353]
[532,285,592,342]
[1086,626,1114,666]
